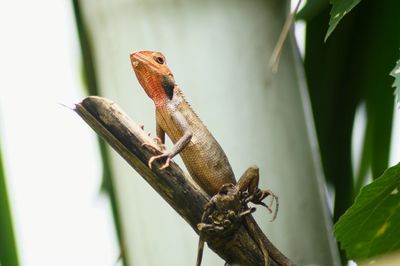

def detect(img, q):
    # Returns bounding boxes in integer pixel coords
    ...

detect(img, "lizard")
[130,50,294,266]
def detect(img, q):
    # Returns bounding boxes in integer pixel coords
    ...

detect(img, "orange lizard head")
[130,51,176,107]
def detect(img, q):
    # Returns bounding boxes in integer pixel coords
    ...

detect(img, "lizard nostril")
[132,61,139,68]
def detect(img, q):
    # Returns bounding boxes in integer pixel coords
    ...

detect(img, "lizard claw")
[159,157,171,169]
[250,188,279,222]
[148,153,172,169]
[269,194,279,222]
[142,142,161,152]
[142,138,165,152]
[153,136,162,145]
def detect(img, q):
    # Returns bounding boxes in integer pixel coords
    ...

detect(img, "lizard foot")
[142,137,165,153]
[250,188,279,222]
[148,152,172,169]
[153,137,166,150]
[142,141,161,152]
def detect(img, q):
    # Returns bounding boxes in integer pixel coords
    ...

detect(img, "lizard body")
[156,91,235,194]
[130,51,293,266]
[131,51,234,195]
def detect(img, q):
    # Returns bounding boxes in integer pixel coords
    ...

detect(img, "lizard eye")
[154,56,165,64]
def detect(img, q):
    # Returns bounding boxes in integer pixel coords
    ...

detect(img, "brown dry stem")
[75,96,280,266]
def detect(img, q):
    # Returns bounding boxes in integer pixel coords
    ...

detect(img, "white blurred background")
[0,1,119,265]
[0,1,398,265]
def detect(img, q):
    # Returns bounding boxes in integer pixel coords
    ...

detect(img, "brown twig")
[269,0,303,73]
[74,96,280,266]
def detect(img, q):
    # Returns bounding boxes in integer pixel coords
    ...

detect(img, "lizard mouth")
[130,52,142,68]
[131,60,139,68]
[130,51,160,72]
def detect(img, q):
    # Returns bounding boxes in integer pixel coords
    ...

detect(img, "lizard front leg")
[147,111,192,169]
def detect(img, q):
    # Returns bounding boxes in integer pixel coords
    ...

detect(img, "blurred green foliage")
[0,145,19,266]
[72,1,127,265]
[304,0,399,221]
[390,58,400,105]
[325,0,362,41]
[302,0,400,262]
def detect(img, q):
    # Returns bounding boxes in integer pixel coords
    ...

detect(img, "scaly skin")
[130,51,293,266]
[130,51,234,195]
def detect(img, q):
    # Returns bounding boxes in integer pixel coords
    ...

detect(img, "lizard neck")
[146,75,176,108]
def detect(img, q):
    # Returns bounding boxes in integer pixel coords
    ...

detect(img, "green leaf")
[390,57,400,105]
[334,163,400,261]
[296,0,329,21]
[325,0,362,41]
[0,145,20,266]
